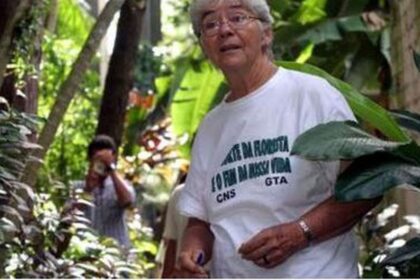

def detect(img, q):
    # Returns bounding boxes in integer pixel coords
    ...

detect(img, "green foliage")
[121,118,187,207]
[159,0,196,59]
[124,43,166,156]
[337,152,420,200]
[38,0,101,184]
[56,0,92,44]
[0,99,156,278]
[134,43,163,93]
[127,210,158,274]
[127,44,225,159]
[271,0,390,96]
[39,34,101,184]
[292,118,420,197]
[8,0,51,88]
[0,102,39,275]
[292,0,327,24]
[170,51,226,157]
[291,120,420,201]
[291,121,413,161]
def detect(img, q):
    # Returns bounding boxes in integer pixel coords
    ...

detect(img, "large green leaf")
[381,237,420,266]
[291,121,420,200]
[291,121,412,160]
[336,153,420,201]
[391,110,420,133]
[278,61,409,142]
[171,60,224,157]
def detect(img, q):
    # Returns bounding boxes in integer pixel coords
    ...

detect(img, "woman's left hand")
[238,222,308,269]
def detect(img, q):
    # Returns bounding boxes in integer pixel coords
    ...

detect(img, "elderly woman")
[177,0,380,278]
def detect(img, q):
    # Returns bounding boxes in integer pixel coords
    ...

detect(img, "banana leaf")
[291,121,415,161]
[336,153,420,201]
[170,59,224,157]
[291,121,420,200]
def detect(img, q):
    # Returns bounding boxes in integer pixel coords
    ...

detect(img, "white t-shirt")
[178,67,359,278]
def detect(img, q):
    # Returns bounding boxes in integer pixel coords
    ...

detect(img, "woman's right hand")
[177,250,208,278]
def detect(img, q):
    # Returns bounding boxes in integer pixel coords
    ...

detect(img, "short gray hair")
[189,0,273,37]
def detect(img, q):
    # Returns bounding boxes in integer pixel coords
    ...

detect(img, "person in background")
[160,183,188,278]
[176,0,381,278]
[72,134,136,248]
[160,165,192,278]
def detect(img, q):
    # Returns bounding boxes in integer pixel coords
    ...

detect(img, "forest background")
[0,0,419,278]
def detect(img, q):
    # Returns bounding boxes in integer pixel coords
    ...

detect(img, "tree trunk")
[95,0,146,149]
[0,73,16,106]
[0,0,31,90]
[22,0,126,186]
[16,0,49,115]
[0,0,45,115]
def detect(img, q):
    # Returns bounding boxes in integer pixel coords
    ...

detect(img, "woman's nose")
[218,19,234,37]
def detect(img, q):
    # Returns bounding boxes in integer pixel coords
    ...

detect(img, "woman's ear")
[261,26,273,48]
[199,37,209,59]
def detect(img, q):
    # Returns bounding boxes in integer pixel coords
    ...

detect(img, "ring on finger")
[263,255,270,265]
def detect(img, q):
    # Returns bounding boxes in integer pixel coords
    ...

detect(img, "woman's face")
[198,0,272,73]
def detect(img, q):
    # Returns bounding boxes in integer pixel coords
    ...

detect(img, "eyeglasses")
[200,12,261,37]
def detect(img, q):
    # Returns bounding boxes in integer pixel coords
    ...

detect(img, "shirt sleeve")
[125,181,136,204]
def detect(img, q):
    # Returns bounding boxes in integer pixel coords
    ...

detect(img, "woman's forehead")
[202,0,245,15]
